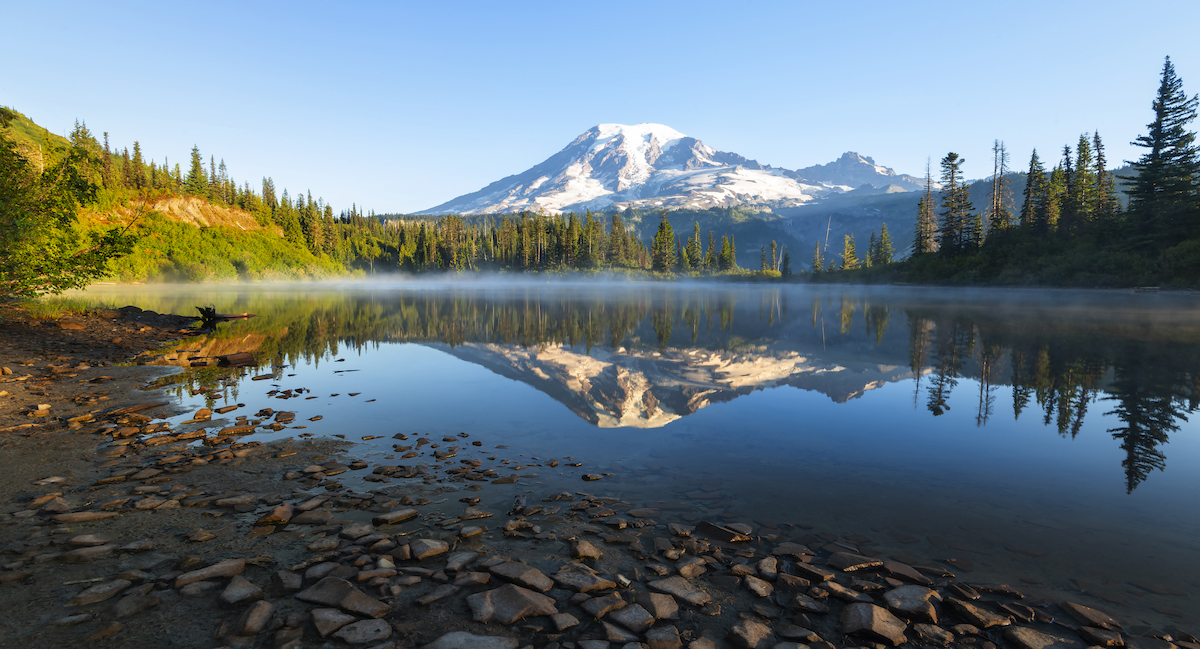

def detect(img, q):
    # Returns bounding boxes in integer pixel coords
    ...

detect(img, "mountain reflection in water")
[83,282,1199,494]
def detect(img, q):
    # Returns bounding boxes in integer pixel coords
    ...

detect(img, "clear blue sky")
[3,1,1197,214]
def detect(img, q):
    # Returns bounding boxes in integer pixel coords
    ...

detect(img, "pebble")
[728,618,775,649]
[67,579,131,606]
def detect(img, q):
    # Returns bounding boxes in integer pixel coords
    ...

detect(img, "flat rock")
[220,575,263,604]
[552,568,617,593]
[791,562,834,582]
[295,576,391,618]
[946,597,1012,629]
[1079,626,1124,647]
[1004,627,1086,649]
[1059,601,1122,630]
[292,510,333,525]
[410,538,450,560]
[649,576,711,607]
[824,581,872,603]
[68,534,113,547]
[60,544,116,563]
[582,592,627,618]
[572,539,602,560]
[644,592,680,619]
[67,579,131,606]
[257,503,293,525]
[311,607,357,637]
[466,583,558,625]
[423,632,519,649]
[490,561,553,592]
[745,575,773,597]
[911,623,954,646]
[829,551,884,572]
[333,619,392,645]
[608,603,655,633]
[646,625,683,649]
[728,618,775,649]
[418,584,460,605]
[235,600,274,636]
[445,551,478,572]
[842,602,908,646]
[374,508,419,525]
[175,558,245,588]
[339,523,375,539]
[114,593,161,618]
[551,612,580,631]
[790,593,829,614]
[883,584,940,623]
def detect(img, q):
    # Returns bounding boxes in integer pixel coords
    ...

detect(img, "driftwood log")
[196,306,256,325]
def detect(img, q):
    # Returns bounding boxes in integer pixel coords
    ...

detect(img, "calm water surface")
[75,281,1200,627]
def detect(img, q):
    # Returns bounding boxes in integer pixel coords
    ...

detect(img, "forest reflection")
[148,286,1198,493]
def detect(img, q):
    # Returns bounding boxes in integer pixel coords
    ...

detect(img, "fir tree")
[1127,56,1200,246]
[841,234,859,270]
[185,145,207,196]
[686,222,702,270]
[936,152,974,255]
[781,249,791,277]
[878,223,894,265]
[865,231,877,268]
[811,242,823,273]
[1020,149,1046,229]
[705,231,716,269]
[651,211,675,271]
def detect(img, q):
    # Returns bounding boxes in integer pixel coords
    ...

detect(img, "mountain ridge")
[425,123,923,215]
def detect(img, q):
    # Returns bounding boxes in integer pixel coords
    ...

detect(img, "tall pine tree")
[1127,56,1200,247]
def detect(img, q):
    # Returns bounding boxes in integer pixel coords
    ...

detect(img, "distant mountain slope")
[426,123,921,215]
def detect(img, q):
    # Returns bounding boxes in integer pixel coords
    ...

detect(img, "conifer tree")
[936,152,974,255]
[131,141,145,190]
[686,222,702,269]
[811,242,823,273]
[1127,56,1200,246]
[841,234,859,270]
[729,235,738,269]
[705,231,716,269]
[781,249,791,277]
[1093,131,1121,238]
[877,223,894,265]
[760,246,768,271]
[185,145,207,196]
[651,212,675,271]
[769,240,778,271]
[1020,149,1045,229]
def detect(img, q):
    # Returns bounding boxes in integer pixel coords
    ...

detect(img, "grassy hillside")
[2,106,366,284]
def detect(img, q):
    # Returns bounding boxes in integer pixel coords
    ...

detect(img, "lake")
[74,280,1200,628]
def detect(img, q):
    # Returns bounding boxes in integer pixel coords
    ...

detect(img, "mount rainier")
[425,123,922,215]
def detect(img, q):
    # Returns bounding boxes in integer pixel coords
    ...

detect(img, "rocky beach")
[0,302,1195,649]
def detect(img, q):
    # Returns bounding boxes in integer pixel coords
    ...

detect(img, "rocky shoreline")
[0,304,1195,649]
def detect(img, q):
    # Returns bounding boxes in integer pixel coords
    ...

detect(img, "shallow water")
[76,280,1200,627]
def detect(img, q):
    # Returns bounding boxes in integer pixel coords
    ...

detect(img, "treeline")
[900,57,1198,286]
[372,211,756,275]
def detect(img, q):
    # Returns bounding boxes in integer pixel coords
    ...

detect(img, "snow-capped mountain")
[429,341,916,428]
[424,123,922,215]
